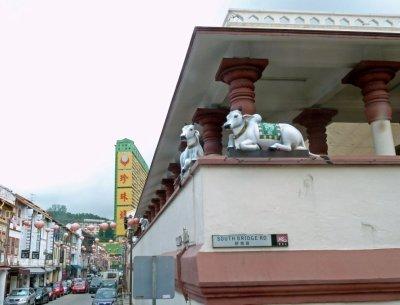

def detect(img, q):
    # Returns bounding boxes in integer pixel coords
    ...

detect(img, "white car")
[4,288,36,305]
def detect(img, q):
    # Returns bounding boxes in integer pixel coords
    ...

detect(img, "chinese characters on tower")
[114,139,148,237]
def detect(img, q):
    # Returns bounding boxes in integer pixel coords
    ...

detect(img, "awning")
[28,267,45,274]
[45,267,54,273]
[8,267,29,276]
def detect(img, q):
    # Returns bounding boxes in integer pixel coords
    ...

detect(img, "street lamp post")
[125,217,139,305]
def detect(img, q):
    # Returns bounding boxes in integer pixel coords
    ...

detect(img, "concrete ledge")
[178,247,400,305]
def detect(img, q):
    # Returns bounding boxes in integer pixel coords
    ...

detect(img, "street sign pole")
[152,256,156,305]
[133,256,174,301]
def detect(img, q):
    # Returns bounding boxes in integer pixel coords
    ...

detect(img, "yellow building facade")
[114,139,148,237]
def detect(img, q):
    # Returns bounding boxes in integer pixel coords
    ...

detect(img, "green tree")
[97,227,115,242]
[48,204,67,213]
[47,205,108,225]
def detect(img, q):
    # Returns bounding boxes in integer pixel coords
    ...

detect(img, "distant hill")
[47,204,108,225]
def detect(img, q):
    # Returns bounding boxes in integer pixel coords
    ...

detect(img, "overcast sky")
[1,0,399,218]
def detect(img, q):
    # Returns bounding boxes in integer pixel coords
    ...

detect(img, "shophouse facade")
[0,189,88,304]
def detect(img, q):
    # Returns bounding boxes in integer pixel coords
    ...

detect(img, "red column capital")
[293,108,337,155]
[193,108,229,155]
[215,58,268,114]
[342,60,400,123]
[161,178,174,200]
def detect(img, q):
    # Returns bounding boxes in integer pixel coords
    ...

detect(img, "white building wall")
[132,174,204,305]
[201,165,400,252]
[132,164,400,305]
[133,173,204,257]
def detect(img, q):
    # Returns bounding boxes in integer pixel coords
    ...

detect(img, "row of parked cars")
[88,276,121,305]
[4,278,91,305]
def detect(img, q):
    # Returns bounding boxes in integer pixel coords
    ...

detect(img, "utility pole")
[128,228,133,305]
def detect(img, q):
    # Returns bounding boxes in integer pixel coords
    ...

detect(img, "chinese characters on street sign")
[212,234,288,248]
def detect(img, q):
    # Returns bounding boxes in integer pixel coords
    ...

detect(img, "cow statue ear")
[195,130,200,137]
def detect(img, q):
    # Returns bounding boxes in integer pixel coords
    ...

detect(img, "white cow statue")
[140,217,149,231]
[180,124,204,175]
[223,110,309,152]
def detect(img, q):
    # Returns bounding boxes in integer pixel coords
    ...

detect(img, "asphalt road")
[48,292,125,305]
[50,293,93,305]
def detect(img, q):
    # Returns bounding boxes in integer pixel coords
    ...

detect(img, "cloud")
[1,0,398,217]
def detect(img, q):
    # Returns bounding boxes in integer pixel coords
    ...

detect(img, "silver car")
[4,288,36,305]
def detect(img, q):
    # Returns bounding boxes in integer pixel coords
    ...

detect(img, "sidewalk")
[121,293,133,305]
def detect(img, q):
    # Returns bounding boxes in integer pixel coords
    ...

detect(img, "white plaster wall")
[133,173,204,257]
[201,165,400,252]
[132,164,400,305]
[132,173,204,305]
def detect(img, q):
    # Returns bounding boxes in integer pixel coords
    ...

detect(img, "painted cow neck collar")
[187,139,198,149]
[234,120,248,139]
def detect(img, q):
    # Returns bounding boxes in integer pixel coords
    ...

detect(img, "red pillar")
[148,204,156,221]
[179,140,187,152]
[168,163,180,178]
[161,178,174,200]
[342,60,400,155]
[293,108,337,155]
[193,108,229,155]
[342,61,400,123]
[156,190,166,208]
[168,163,181,190]
[215,58,268,114]
[151,198,160,215]
[144,210,152,222]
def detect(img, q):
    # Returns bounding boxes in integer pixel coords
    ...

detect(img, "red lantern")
[70,223,80,232]
[34,220,45,229]
[127,217,140,228]
[23,220,31,227]
[99,222,109,231]
[109,222,117,229]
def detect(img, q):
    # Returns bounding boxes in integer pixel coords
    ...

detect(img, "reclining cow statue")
[223,109,309,153]
[180,124,204,175]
